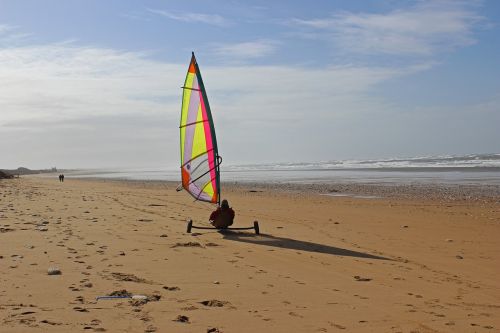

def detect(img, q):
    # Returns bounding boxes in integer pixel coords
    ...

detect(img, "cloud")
[119,12,152,22]
[147,8,228,26]
[291,1,484,56]
[0,32,435,167]
[0,24,11,34]
[210,39,279,61]
[0,24,32,45]
[2,17,491,168]
[0,43,183,125]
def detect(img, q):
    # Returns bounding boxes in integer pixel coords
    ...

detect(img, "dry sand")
[0,176,499,332]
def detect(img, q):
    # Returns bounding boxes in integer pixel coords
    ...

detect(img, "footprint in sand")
[200,299,230,307]
[40,319,62,326]
[171,242,203,248]
[353,275,372,282]
[207,328,222,333]
[328,322,346,329]
[173,315,189,323]
[73,306,88,312]
[163,286,180,291]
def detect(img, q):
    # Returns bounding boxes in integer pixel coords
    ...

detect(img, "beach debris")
[354,276,372,282]
[401,225,408,228]
[445,239,454,242]
[130,294,161,306]
[137,219,153,222]
[47,267,62,275]
[94,294,129,301]
[119,251,125,256]
[456,255,464,259]
[213,281,220,285]
[173,315,189,323]
[37,226,48,232]
[160,234,168,238]
[129,295,148,306]
[171,242,203,248]
[96,290,133,301]
[200,299,228,307]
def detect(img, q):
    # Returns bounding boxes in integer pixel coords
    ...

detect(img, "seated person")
[210,199,235,229]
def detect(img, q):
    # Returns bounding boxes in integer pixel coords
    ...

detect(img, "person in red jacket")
[210,199,235,229]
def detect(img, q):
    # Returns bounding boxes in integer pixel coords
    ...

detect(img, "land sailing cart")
[177,52,259,235]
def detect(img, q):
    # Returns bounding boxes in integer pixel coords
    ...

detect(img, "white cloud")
[147,8,228,26]
[211,39,279,60]
[0,34,433,167]
[1,19,494,168]
[0,24,14,34]
[0,24,32,45]
[291,1,483,56]
[0,43,183,125]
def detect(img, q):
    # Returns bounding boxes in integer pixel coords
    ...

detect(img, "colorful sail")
[179,52,220,204]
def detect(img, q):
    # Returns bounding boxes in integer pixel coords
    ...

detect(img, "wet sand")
[0,176,499,332]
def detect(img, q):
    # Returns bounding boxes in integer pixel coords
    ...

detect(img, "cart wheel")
[254,221,260,235]
[187,219,193,233]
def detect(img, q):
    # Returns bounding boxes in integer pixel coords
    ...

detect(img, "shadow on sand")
[221,231,390,261]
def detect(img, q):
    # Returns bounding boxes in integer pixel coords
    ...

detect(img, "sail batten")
[179,53,220,204]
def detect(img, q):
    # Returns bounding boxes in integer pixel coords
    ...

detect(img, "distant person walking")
[58,174,65,182]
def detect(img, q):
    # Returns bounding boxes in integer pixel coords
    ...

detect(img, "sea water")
[64,153,500,185]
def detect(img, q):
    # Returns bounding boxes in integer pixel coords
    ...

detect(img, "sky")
[0,0,499,169]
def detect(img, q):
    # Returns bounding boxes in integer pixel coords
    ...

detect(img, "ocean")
[64,153,500,185]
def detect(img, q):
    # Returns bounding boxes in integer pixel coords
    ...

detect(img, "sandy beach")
[0,176,499,332]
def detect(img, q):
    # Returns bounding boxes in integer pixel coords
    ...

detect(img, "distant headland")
[0,167,58,179]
